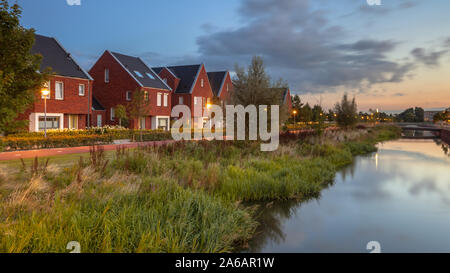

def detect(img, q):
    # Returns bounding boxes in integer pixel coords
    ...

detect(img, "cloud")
[195,0,415,93]
[411,48,448,67]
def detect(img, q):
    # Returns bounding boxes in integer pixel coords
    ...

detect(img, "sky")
[16,0,450,112]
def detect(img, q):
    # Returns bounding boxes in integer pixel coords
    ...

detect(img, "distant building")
[424,111,441,122]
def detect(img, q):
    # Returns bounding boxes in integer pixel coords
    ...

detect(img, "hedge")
[0,135,114,151]
[0,129,176,151]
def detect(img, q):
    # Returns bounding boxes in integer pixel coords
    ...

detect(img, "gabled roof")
[109,51,171,91]
[92,97,105,111]
[207,71,228,97]
[32,34,92,80]
[269,88,290,104]
[153,64,202,94]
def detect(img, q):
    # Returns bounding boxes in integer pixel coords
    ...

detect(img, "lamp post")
[41,88,50,138]
[293,110,298,126]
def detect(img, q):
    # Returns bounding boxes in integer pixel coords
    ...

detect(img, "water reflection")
[246,140,450,253]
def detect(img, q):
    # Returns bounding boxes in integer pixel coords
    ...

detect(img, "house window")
[227,84,229,92]
[146,72,155,80]
[157,93,162,106]
[194,96,199,105]
[139,117,146,130]
[179,97,184,105]
[163,78,167,83]
[135,71,143,78]
[158,118,168,131]
[68,114,78,129]
[163,94,168,107]
[201,79,204,87]
[126,91,132,101]
[55,82,64,100]
[105,69,109,83]
[79,84,85,96]
[110,107,115,121]
[144,91,149,101]
[38,116,59,130]
[42,81,51,99]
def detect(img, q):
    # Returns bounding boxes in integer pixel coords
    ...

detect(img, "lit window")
[134,71,143,78]
[146,72,155,80]
[55,82,64,100]
[79,84,85,96]
[157,93,162,106]
[105,69,109,83]
[201,79,204,87]
[144,91,149,101]
[39,116,59,130]
[163,93,168,107]
[179,97,184,105]
[110,108,115,121]
[126,91,132,101]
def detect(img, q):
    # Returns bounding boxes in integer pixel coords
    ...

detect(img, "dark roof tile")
[153,64,202,94]
[32,34,92,80]
[110,51,170,90]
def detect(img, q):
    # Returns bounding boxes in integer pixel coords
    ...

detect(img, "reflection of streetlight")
[41,88,50,138]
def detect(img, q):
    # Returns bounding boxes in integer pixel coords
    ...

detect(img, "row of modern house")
[19,34,292,132]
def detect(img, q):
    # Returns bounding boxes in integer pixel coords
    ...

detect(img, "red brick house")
[21,34,93,132]
[89,51,172,130]
[207,71,233,103]
[153,64,214,126]
[91,97,106,127]
[270,88,293,112]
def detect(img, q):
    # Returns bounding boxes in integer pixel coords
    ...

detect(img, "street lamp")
[41,88,50,138]
[293,110,298,125]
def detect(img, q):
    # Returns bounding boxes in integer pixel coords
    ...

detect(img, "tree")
[0,1,47,134]
[414,107,424,122]
[114,104,128,127]
[300,103,312,122]
[230,56,289,130]
[334,94,358,128]
[312,105,324,122]
[128,89,150,141]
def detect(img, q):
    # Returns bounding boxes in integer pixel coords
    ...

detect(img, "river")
[247,139,450,253]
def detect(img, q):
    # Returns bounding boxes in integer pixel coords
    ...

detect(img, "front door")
[97,114,102,127]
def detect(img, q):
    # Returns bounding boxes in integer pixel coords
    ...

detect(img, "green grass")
[0,125,400,253]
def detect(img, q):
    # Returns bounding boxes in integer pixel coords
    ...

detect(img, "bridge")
[395,123,450,143]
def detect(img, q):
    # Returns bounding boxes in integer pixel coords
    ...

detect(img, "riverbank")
[0,125,400,253]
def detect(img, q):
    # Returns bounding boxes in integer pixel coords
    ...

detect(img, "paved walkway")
[0,140,176,161]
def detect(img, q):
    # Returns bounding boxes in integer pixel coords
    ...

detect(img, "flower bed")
[0,127,173,151]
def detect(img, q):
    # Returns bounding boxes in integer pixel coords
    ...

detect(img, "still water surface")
[248,140,450,253]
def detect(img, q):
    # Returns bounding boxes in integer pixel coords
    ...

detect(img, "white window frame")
[110,107,115,121]
[55,81,64,100]
[126,91,132,101]
[157,92,162,106]
[79,84,85,96]
[105,69,109,83]
[179,97,184,105]
[163,93,168,107]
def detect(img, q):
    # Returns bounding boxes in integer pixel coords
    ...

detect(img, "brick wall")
[89,51,171,130]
